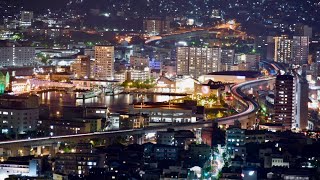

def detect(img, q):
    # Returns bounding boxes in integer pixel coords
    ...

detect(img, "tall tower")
[94,46,114,80]
[292,36,309,66]
[274,35,292,64]
[274,75,295,130]
[295,67,309,131]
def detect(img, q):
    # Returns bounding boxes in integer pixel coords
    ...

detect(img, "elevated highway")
[215,77,275,128]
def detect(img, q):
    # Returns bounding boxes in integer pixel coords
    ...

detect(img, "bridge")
[0,77,275,157]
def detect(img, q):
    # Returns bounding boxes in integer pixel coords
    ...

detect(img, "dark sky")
[22,0,69,10]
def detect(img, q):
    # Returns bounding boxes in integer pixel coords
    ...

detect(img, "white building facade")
[0,46,35,66]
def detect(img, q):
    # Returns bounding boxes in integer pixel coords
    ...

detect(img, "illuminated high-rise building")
[295,68,309,131]
[292,36,309,66]
[176,47,221,78]
[274,75,295,130]
[93,46,114,80]
[71,55,92,79]
[274,35,292,63]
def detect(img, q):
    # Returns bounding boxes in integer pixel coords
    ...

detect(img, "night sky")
[23,0,69,10]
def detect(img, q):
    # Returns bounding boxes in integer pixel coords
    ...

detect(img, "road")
[0,77,274,147]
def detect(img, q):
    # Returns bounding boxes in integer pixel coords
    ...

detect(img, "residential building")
[292,36,309,66]
[55,143,100,177]
[0,159,39,179]
[246,54,260,70]
[274,75,295,130]
[0,44,35,67]
[71,55,92,79]
[93,46,114,80]
[129,56,149,69]
[0,95,39,134]
[157,130,175,146]
[226,123,245,157]
[176,47,221,78]
[295,68,309,131]
[119,114,149,129]
[274,35,292,63]
[221,49,235,71]
[38,118,102,136]
[114,68,150,83]
[152,144,178,161]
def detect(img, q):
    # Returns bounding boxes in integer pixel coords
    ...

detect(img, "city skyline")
[0,0,319,179]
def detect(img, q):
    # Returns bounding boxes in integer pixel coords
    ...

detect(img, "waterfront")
[39,91,182,114]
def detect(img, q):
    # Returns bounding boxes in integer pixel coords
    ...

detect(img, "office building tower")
[274,35,292,63]
[292,36,309,66]
[295,67,309,131]
[176,47,221,78]
[94,46,114,80]
[71,55,92,79]
[20,11,33,27]
[274,75,295,130]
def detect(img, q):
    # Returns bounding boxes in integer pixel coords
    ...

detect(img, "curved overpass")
[214,77,275,128]
[0,78,274,148]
